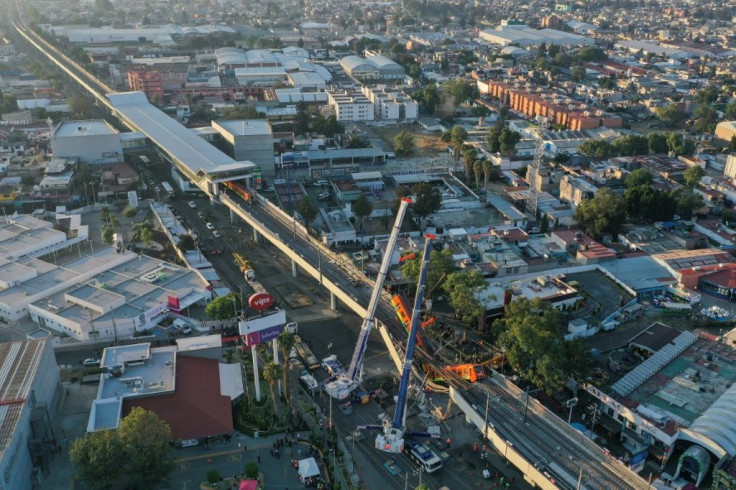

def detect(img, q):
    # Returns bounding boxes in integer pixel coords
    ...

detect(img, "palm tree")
[462,146,477,182]
[473,159,484,188]
[482,159,495,194]
[277,332,296,403]
[263,361,283,413]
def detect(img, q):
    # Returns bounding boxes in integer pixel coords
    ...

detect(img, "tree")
[442,271,486,327]
[683,165,705,189]
[205,293,238,319]
[625,168,653,188]
[486,125,503,153]
[263,361,283,412]
[612,135,648,156]
[102,226,115,244]
[656,104,686,127]
[293,101,310,136]
[574,188,626,240]
[570,66,586,82]
[69,429,122,489]
[69,93,93,119]
[71,408,173,489]
[122,206,137,218]
[482,159,496,192]
[139,226,153,246]
[394,130,415,157]
[207,470,222,484]
[353,195,373,231]
[400,248,456,298]
[492,298,591,393]
[450,126,468,172]
[117,407,174,489]
[313,115,344,137]
[414,84,439,114]
[21,174,35,187]
[221,104,263,120]
[473,159,484,188]
[245,462,259,479]
[178,234,195,251]
[296,196,318,227]
[693,105,718,133]
[666,132,696,156]
[693,85,718,105]
[463,146,477,181]
[498,128,521,157]
[577,140,613,159]
[726,101,736,120]
[647,132,669,154]
[412,182,442,219]
[574,46,607,62]
[277,331,296,403]
[443,78,478,103]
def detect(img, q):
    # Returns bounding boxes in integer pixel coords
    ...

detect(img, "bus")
[161,181,175,196]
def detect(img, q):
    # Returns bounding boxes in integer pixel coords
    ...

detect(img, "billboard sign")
[239,310,286,347]
[249,292,274,311]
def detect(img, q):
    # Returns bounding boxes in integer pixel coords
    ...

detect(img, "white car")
[187,201,196,208]
[206,222,215,230]
[83,358,101,367]
[212,230,221,238]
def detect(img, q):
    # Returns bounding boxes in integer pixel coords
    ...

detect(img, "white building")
[28,250,210,341]
[361,86,418,121]
[0,338,61,490]
[559,174,598,208]
[211,119,274,178]
[51,120,123,165]
[479,24,594,47]
[326,90,375,122]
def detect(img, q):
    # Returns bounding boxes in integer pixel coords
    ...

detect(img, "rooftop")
[0,338,49,462]
[54,119,118,138]
[213,119,272,137]
[107,92,255,182]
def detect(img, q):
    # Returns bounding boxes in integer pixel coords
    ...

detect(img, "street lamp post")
[523,387,542,421]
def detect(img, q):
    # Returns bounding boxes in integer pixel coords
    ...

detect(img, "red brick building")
[128,70,164,101]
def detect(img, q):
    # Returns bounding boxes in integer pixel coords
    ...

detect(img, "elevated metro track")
[9,7,649,487]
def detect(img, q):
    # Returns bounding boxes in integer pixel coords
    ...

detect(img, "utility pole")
[483,390,491,437]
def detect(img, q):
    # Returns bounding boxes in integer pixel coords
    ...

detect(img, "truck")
[293,334,320,370]
[232,253,255,280]
[405,439,443,474]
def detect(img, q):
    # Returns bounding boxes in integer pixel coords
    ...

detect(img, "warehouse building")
[51,120,123,165]
[0,338,61,490]
[479,24,594,47]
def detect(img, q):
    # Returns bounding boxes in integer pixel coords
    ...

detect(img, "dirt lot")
[372,125,446,157]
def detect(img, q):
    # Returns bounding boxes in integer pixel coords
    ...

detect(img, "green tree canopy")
[666,132,696,156]
[570,66,586,81]
[353,194,373,231]
[296,196,318,225]
[412,182,442,219]
[70,408,173,489]
[647,132,669,154]
[625,168,653,188]
[693,85,718,105]
[442,270,486,327]
[394,130,415,156]
[573,188,626,240]
[725,101,736,120]
[683,165,705,188]
[577,139,613,159]
[612,135,648,156]
[205,293,238,319]
[492,298,591,393]
[498,128,521,156]
[443,78,478,103]
[221,104,264,120]
[656,104,686,127]
[574,46,607,62]
[178,234,195,251]
[400,248,456,298]
[693,105,718,134]
[313,114,344,137]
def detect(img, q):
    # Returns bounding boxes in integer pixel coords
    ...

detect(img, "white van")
[172,319,192,335]
[273,179,287,186]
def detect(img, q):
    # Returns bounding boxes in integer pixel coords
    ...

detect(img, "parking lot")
[567,270,633,323]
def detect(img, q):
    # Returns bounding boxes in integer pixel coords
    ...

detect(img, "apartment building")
[326,89,375,122]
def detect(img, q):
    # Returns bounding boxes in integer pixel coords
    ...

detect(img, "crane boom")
[324,198,411,399]
[373,234,435,453]
[392,235,432,430]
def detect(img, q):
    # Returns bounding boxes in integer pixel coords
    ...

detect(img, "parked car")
[83,358,101,367]
[206,222,215,230]
[212,230,221,238]
[187,201,196,208]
